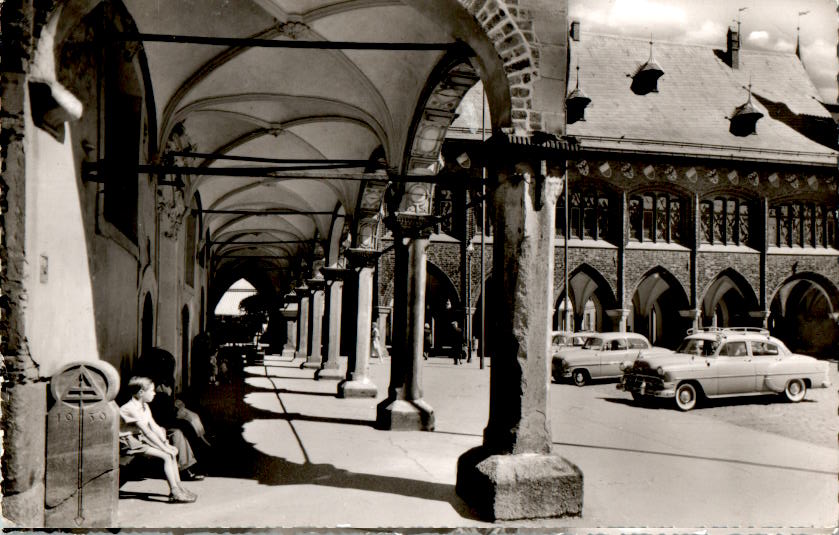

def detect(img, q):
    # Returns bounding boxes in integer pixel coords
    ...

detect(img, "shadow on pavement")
[192,366,479,520]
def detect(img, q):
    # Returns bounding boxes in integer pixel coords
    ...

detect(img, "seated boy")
[119,376,198,503]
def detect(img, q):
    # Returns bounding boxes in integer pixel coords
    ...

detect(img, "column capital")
[320,267,352,281]
[606,308,632,319]
[280,306,298,319]
[307,278,326,291]
[678,309,702,319]
[386,212,435,239]
[345,248,380,269]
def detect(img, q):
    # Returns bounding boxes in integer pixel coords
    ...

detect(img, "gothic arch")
[700,268,761,327]
[555,263,618,332]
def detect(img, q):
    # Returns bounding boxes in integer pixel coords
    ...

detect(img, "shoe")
[169,488,196,503]
[178,486,198,499]
[180,469,205,481]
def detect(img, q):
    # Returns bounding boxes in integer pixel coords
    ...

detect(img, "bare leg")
[143,446,182,492]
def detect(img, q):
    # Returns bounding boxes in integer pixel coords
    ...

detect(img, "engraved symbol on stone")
[706,169,719,184]
[621,162,634,179]
[767,173,779,187]
[664,165,677,182]
[747,172,759,187]
[54,366,108,526]
[727,170,739,185]
[685,167,697,183]
[642,165,655,180]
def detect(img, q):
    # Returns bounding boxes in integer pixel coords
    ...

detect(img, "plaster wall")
[24,105,100,378]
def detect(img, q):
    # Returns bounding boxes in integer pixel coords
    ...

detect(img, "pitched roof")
[567,33,837,166]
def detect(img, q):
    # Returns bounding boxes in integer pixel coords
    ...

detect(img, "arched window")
[769,202,838,248]
[556,190,610,241]
[629,192,684,244]
[700,197,751,246]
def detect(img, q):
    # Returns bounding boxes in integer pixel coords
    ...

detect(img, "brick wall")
[696,251,761,305]
[624,249,691,305]
[766,253,839,302]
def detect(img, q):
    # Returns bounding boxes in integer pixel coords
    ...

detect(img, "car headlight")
[656,366,664,376]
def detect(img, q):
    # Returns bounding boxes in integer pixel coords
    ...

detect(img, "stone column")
[315,268,348,380]
[376,213,435,430]
[456,159,582,521]
[339,249,379,398]
[295,285,310,359]
[280,297,298,359]
[1,57,48,525]
[679,309,702,332]
[301,278,325,369]
[156,189,186,361]
[607,308,631,332]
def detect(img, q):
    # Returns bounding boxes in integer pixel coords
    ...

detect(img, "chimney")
[727,26,740,69]
[570,20,581,42]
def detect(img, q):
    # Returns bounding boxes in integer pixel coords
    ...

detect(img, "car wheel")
[784,378,806,402]
[674,382,698,411]
[572,369,589,387]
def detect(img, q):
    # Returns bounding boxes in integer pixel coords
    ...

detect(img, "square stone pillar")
[315,268,349,380]
[607,308,632,332]
[281,296,298,358]
[301,278,326,369]
[295,285,310,359]
[376,213,435,431]
[679,309,702,331]
[339,249,379,398]
[45,361,121,527]
[456,159,582,521]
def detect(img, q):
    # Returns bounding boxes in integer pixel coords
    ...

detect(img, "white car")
[618,327,832,411]
[552,332,671,385]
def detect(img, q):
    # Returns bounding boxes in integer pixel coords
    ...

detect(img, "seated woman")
[119,376,198,503]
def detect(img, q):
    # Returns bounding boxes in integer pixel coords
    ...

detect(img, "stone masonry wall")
[624,249,691,305]
[697,251,761,305]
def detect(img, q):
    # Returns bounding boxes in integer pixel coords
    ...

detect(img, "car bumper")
[617,375,675,398]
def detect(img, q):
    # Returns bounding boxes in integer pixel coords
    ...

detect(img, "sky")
[569,0,839,102]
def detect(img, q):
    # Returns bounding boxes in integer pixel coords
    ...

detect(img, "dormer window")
[631,38,664,95]
[566,64,591,124]
[729,81,764,136]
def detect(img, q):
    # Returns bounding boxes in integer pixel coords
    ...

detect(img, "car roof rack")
[685,326,770,336]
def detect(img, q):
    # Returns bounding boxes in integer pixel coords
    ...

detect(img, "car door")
[714,341,756,394]
[600,337,629,377]
[750,340,780,392]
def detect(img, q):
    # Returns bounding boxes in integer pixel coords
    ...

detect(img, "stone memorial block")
[45,361,120,527]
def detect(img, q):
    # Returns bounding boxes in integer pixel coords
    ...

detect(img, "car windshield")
[572,336,588,346]
[582,337,603,349]
[552,335,567,345]
[676,338,719,356]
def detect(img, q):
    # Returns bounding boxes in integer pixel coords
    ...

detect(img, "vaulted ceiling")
[108,0,501,294]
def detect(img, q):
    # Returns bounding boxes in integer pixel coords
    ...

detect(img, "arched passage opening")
[769,273,839,357]
[424,262,461,357]
[631,268,690,348]
[701,269,761,328]
[554,265,618,332]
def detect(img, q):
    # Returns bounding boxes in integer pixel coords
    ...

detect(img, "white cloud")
[685,20,726,44]
[801,38,837,61]
[748,30,770,43]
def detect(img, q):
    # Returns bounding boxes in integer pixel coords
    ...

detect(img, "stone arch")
[630,266,691,348]
[554,264,618,332]
[424,261,463,353]
[700,268,761,327]
[359,0,537,244]
[769,272,839,357]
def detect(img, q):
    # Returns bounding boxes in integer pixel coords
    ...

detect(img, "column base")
[281,348,296,358]
[337,378,378,398]
[314,367,343,380]
[456,446,583,521]
[300,360,322,369]
[376,398,434,431]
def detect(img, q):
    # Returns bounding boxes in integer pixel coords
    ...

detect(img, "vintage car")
[617,327,832,411]
[552,332,670,385]
[551,331,591,352]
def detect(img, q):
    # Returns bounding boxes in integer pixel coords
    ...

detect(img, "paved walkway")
[117,353,838,530]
